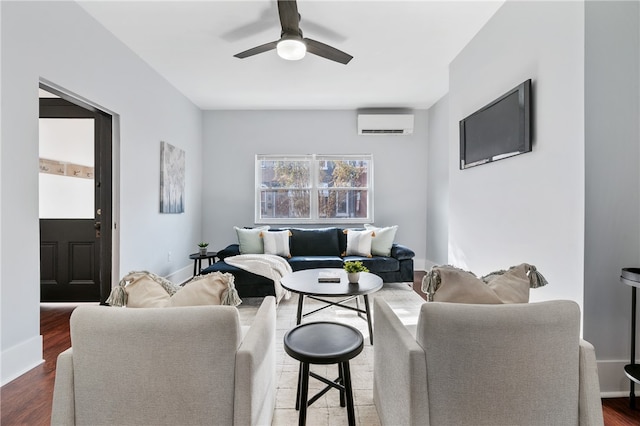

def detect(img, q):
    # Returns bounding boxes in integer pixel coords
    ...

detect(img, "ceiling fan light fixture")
[277,37,306,60]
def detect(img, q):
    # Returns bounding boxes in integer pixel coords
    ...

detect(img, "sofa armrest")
[578,339,604,426]
[391,244,415,261]
[217,244,240,260]
[373,297,429,426]
[51,348,75,426]
[234,296,277,426]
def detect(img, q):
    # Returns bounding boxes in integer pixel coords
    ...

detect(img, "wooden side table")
[621,267,640,408]
[189,252,218,276]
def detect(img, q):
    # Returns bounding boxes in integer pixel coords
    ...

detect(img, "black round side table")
[621,267,640,408]
[189,252,218,276]
[283,321,364,426]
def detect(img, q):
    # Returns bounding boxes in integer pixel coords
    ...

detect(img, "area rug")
[236,282,425,426]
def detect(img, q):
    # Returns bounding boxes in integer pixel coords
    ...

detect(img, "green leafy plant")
[343,260,369,273]
[197,242,209,248]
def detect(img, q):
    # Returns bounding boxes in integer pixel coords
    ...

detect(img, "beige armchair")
[51,296,276,426]
[373,298,604,426]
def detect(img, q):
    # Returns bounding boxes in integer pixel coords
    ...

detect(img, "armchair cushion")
[170,272,241,307]
[421,263,548,303]
[117,271,179,308]
[107,271,241,308]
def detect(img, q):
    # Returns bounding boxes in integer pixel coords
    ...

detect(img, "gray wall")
[425,0,640,395]
[201,110,429,269]
[426,95,449,267]
[584,0,640,394]
[448,0,585,307]
[1,1,203,385]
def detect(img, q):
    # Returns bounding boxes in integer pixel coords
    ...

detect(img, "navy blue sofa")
[201,227,415,298]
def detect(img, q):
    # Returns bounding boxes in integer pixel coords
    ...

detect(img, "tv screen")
[459,79,531,169]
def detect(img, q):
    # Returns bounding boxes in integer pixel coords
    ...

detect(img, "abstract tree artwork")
[160,141,185,213]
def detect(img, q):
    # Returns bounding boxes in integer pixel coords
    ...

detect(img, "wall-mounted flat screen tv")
[459,79,531,169]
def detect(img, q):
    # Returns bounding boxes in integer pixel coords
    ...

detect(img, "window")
[256,154,373,224]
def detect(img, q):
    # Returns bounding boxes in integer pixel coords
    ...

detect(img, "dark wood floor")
[1,275,639,425]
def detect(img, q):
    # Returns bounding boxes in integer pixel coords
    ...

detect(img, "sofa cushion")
[262,230,292,257]
[343,256,400,273]
[288,256,344,271]
[289,228,340,256]
[235,226,270,254]
[364,224,398,256]
[344,229,375,257]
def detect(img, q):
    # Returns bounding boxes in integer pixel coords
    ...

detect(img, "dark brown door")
[40,219,99,301]
[39,94,112,303]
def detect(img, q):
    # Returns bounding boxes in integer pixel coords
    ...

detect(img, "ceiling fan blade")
[234,41,278,59]
[277,0,300,34]
[305,38,353,65]
[221,3,278,42]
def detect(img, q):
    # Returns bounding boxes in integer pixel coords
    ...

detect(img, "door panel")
[40,219,99,302]
[39,93,112,303]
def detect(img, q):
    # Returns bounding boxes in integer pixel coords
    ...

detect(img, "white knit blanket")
[224,254,292,303]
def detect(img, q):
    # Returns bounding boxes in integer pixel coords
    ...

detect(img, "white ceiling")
[77,0,504,110]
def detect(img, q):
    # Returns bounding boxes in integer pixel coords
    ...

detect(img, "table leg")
[364,295,373,345]
[192,260,197,276]
[296,294,305,325]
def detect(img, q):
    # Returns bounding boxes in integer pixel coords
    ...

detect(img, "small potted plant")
[343,260,369,284]
[197,242,209,256]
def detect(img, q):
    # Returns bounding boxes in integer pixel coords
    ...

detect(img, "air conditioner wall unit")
[357,113,414,135]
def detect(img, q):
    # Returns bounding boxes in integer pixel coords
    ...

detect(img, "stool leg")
[295,361,302,410]
[341,361,356,426]
[338,363,346,407]
[299,362,310,426]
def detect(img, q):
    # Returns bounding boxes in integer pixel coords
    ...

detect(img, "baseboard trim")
[165,264,193,286]
[1,335,44,386]
[597,359,639,395]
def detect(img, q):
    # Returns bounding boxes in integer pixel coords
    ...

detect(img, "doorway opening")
[38,85,114,304]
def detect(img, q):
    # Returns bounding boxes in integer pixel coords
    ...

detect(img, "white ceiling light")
[277,36,306,61]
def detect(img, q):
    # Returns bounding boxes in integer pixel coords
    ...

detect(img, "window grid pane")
[256,154,372,223]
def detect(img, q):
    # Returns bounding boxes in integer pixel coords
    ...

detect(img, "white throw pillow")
[364,224,398,256]
[234,226,270,254]
[262,230,292,258]
[344,229,375,257]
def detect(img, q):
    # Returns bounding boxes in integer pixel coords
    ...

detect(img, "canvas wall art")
[160,141,185,213]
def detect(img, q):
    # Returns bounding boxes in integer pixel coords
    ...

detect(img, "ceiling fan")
[233,0,353,65]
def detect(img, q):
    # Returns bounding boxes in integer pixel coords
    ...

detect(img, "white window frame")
[255,154,374,224]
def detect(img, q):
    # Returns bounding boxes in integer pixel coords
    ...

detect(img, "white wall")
[426,95,449,267]
[201,110,428,269]
[448,0,585,307]
[584,0,640,395]
[1,1,203,385]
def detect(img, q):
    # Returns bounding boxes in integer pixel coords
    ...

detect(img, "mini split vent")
[357,114,414,135]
